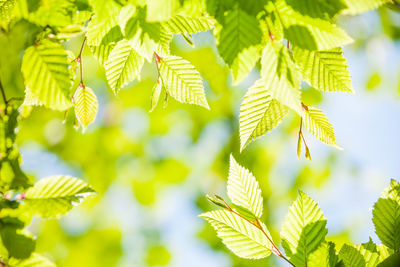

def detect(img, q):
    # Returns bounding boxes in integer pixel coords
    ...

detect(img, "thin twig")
[0,80,8,115]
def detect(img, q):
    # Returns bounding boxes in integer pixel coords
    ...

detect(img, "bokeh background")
[16,6,400,267]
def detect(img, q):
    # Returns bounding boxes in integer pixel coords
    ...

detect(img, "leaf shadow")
[282,220,327,265]
[284,25,318,50]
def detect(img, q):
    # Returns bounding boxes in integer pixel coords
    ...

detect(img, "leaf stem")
[78,36,87,85]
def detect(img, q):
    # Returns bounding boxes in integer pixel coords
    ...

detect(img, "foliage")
[201,155,400,266]
[2,0,393,157]
[0,0,399,266]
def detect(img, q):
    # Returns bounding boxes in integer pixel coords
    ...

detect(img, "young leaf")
[104,40,144,94]
[21,41,72,111]
[239,79,288,151]
[227,155,263,218]
[261,42,302,114]
[297,134,302,159]
[272,0,353,50]
[217,6,262,84]
[293,47,354,93]
[24,175,95,218]
[158,55,209,109]
[150,78,163,112]
[73,85,98,132]
[200,209,273,259]
[303,106,339,147]
[372,179,400,251]
[281,191,328,267]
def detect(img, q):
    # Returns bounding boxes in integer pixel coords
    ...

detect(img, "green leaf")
[231,46,262,84]
[303,106,339,147]
[376,244,392,263]
[342,0,393,15]
[146,0,180,21]
[276,43,300,87]
[155,30,173,56]
[24,175,95,218]
[307,241,338,267]
[261,42,302,114]
[90,44,115,66]
[73,85,98,132]
[125,7,162,61]
[86,16,119,46]
[217,5,262,84]
[372,179,400,250]
[293,47,354,93]
[163,14,215,36]
[159,55,209,109]
[356,239,381,267]
[89,0,121,19]
[104,40,144,94]
[21,40,72,111]
[281,191,328,267]
[272,0,353,50]
[200,209,273,259]
[285,0,347,19]
[0,227,35,260]
[239,79,288,151]
[150,78,163,112]
[22,88,43,107]
[227,155,263,218]
[11,253,56,267]
[338,244,366,267]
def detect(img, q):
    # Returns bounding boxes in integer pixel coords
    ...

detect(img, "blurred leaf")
[366,72,382,91]
[342,0,393,15]
[146,245,171,266]
[11,253,56,267]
